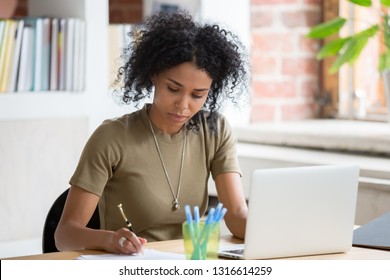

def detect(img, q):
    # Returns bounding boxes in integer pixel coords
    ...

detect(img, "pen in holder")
[183,204,226,260]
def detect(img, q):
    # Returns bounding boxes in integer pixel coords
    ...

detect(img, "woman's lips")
[168,113,188,122]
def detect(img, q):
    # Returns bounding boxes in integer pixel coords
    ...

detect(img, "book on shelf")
[0,20,18,92]
[17,18,37,92]
[77,21,86,92]
[0,21,5,45]
[58,18,66,91]
[17,22,34,92]
[7,19,25,92]
[61,18,85,92]
[64,18,74,91]
[50,18,58,91]
[72,19,85,92]
[33,17,50,91]
[0,16,85,94]
[0,20,10,91]
[40,17,51,91]
[32,18,42,91]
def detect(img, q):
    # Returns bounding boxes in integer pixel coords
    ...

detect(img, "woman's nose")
[175,95,189,110]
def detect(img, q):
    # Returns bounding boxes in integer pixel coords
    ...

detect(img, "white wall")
[200,0,251,127]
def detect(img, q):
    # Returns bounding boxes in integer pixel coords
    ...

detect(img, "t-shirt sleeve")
[69,120,124,196]
[210,115,242,179]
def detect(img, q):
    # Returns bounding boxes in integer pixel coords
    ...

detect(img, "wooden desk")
[4,235,390,260]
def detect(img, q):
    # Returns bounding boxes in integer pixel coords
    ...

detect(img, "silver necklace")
[148,117,186,211]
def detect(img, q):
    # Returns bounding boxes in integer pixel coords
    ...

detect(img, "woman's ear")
[150,76,156,85]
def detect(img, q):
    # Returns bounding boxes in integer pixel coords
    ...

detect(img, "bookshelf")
[0,0,110,255]
[0,0,110,131]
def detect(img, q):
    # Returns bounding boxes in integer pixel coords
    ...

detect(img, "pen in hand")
[117,203,134,231]
[117,203,146,255]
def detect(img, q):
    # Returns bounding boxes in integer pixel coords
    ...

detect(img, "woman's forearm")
[55,222,113,252]
[224,205,247,239]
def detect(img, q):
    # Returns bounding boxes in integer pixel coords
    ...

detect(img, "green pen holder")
[182,221,220,260]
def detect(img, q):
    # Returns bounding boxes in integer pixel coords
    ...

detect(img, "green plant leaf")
[329,37,369,73]
[351,24,379,43]
[329,25,379,73]
[317,37,351,59]
[383,15,390,49]
[348,0,372,6]
[354,24,379,39]
[379,51,390,71]
[381,0,390,7]
[307,17,347,39]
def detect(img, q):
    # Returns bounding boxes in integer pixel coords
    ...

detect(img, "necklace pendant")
[173,200,180,211]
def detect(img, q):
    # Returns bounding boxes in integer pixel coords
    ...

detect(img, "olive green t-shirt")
[70,104,241,242]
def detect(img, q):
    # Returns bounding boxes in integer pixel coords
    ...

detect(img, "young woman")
[55,11,249,254]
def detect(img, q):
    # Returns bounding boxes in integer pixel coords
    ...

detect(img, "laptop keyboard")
[225,248,244,255]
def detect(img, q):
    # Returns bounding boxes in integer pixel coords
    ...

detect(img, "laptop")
[219,164,359,259]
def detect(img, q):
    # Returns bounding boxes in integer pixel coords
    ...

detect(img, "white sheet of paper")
[77,249,186,260]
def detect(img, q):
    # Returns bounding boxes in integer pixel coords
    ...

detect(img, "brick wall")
[250,0,322,122]
[13,0,27,16]
[15,0,322,123]
[109,0,143,23]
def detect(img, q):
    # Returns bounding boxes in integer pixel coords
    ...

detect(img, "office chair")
[42,188,100,253]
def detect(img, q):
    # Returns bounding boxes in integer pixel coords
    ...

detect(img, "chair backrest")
[42,188,100,253]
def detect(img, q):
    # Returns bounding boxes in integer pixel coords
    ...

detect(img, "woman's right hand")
[110,227,147,255]
[55,186,148,254]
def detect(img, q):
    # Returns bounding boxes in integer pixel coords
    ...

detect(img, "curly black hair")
[115,11,249,132]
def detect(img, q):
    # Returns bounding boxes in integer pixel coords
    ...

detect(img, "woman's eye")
[192,94,204,99]
[168,87,179,92]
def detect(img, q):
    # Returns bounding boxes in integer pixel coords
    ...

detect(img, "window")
[321,0,388,121]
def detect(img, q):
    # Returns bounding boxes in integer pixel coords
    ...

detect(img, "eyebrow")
[167,78,210,92]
